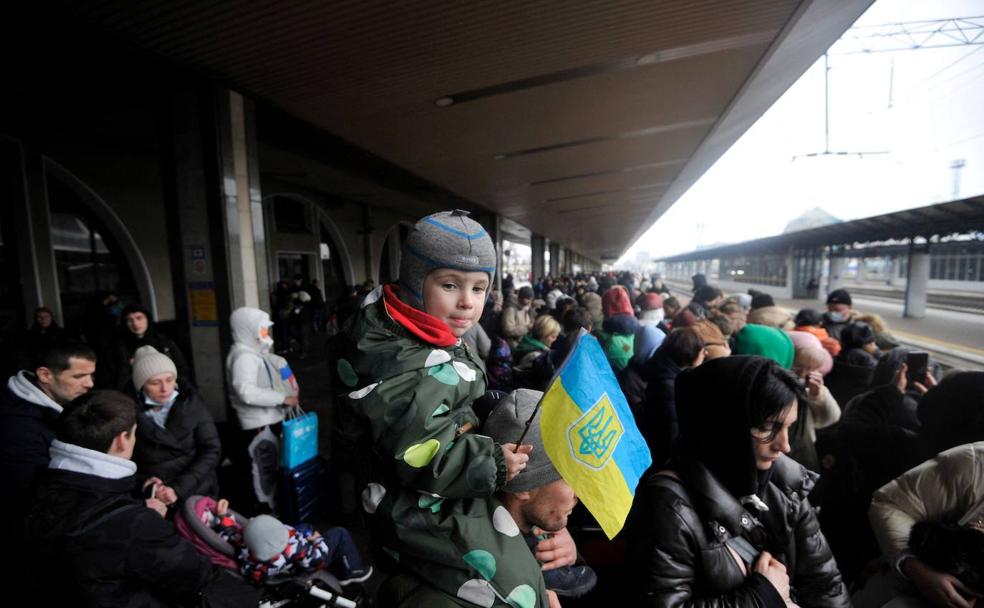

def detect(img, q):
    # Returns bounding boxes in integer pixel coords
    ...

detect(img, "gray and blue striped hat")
[399,209,496,310]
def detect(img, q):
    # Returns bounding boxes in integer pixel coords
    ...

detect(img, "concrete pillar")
[360,204,375,284]
[165,87,232,420]
[216,89,269,310]
[563,248,574,275]
[531,234,546,283]
[828,256,848,293]
[548,242,560,277]
[904,246,930,319]
[1,138,56,324]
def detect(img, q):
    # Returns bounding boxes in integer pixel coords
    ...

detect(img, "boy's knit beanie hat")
[132,346,177,390]
[244,514,289,562]
[398,209,497,310]
[483,388,562,493]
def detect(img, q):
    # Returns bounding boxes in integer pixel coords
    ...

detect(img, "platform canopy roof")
[660,195,984,262]
[60,0,873,262]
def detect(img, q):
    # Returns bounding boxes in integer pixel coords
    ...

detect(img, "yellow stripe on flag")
[539,379,635,538]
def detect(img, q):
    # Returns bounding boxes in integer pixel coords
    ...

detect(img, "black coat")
[641,351,682,466]
[133,390,221,499]
[27,468,212,607]
[0,377,61,579]
[0,379,59,504]
[626,456,850,608]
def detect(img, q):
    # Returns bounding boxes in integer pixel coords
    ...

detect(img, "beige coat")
[746,305,794,330]
[500,303,534,340]
[803,384,841,443]
[869,441,984,559]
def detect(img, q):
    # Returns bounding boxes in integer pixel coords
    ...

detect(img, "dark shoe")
[543,564,597,598]
[338,564,373,587]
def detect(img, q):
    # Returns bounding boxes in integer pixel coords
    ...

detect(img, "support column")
[531,234,546,283]
[360,204,375,284]
[904,244,930,319]
[166,87,232,420]
[827,255,848,294]
[1,138,56,324]
[563,248,573,275]
[216,89,268,311]
[548,242,560,277]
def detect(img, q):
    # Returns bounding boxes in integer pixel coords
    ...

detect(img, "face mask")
[828,311,846,322]
[258,325,274,350]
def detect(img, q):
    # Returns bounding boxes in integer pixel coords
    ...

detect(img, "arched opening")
[263,193,355,308]
[43,159,155,339]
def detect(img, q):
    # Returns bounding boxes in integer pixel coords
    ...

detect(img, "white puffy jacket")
[225,307,289,430]
[869,441,984,559]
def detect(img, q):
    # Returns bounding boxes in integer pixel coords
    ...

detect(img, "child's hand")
[216,499,229,515]
[156,484,178,506]
[145,498,167,518]
[501,443,533,482]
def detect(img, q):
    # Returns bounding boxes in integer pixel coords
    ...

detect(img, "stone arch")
[43,157,158,319]
[262,192,355,288]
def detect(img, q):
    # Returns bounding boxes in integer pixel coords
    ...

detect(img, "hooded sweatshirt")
[28,440,213,607]
[0,371,65,498]
[225,308,297,430]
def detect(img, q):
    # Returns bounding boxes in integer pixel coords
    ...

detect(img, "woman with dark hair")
[628,356,850,608]
[639,327,705,467]
[110,304,191,391]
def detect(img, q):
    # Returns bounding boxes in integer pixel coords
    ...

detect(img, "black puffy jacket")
[132,389,221,499]
[627,456,850,608]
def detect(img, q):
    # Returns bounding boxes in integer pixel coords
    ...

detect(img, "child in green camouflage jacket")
[336,210,551,607]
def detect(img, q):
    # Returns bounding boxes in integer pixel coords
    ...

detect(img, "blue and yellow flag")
[539,329,652,539]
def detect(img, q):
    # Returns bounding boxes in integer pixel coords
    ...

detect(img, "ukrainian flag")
[539,329,652,539]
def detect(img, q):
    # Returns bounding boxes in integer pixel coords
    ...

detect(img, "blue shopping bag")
[281,407,318,470]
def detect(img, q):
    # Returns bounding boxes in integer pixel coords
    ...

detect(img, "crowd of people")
[1,208,982,608]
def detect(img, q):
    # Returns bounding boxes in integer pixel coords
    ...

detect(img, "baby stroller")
[176,495,364,608]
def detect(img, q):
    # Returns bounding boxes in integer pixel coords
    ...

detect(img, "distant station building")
[658,196,984,317]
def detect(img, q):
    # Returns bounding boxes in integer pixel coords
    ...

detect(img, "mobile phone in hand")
[905,351,929,385]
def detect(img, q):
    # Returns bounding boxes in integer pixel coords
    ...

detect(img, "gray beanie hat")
[483,388,561,493]
[398,209,497,310]
[131,345,178,390]
[243,514,289,562]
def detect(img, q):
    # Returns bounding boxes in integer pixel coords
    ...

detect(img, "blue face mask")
[144,388,179,408]
[827,311,847,322]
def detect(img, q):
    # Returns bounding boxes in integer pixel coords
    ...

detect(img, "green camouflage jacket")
[336,286,548,608]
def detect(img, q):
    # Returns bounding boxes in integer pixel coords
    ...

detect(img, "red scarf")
[383,284,457,347]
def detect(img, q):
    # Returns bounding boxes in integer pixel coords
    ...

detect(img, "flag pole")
[514,328,588,445]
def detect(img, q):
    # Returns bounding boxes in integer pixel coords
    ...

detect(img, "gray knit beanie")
[243,514,289,562]
[483,388,561,493]
[398,209,497,310]
[131,345,178,390]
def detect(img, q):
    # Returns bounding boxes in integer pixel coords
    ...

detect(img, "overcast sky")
[621,0,984,263]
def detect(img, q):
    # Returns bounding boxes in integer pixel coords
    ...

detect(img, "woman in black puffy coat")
[130,345,221,500]
[626,356,850,608]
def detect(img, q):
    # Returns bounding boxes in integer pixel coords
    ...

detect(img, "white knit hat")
[131,345,177,390]
[244,514,289,562]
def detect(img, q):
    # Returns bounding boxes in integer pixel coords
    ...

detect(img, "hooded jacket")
[627,357,850,608]
[27,440,213,607]
[0,371,63,496]
[225,308,293,430]
[335,285,548,607]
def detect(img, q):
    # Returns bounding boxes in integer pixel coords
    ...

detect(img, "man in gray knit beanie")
[398,209,497,310]
[484,388,596,598]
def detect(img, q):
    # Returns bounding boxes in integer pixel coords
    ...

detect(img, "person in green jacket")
[335,210,554,608]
